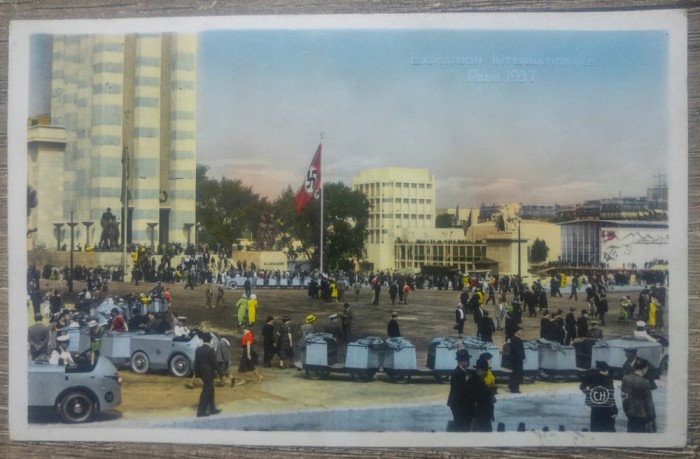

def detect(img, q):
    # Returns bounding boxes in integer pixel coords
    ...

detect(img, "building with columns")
[28,33,197,252]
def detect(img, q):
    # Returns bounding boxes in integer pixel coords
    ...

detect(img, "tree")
[530,238,550,263]
[275,182,370,270]
[195,164,267,250]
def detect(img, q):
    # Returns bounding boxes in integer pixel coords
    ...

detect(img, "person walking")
[234,326,263,386]
[622,359,656,432]
[564,307,578,345]
[277,316,293,369]
[569,275,579,300]
[454,303,466,337]
[580,360,618,432]
[235,294,248,327]
[446,349,473,432]
[194,332,221,417]
[466,359,495,432]
[387,312,401,338]
[507,326,525,394]
[247,293,258,326]
[341,303,353,342]
[262,315,276,368]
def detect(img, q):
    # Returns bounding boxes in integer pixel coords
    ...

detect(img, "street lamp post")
[517,218,522,284]
[82,221,94,248]
[67,210,79,293]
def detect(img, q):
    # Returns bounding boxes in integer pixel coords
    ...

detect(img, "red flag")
[295,143,322,215]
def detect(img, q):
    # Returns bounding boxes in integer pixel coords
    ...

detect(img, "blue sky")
[196,28,668,207]
[30,27,669,208]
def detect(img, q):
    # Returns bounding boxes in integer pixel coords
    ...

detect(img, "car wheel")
[170,354,191,377]
[59,391,95,423]
[305,369,326,380]
[130,350,150,374]
[228,281,237,289]
[433,374,451,384]
[350,371,375,382]
[386,370,410,384]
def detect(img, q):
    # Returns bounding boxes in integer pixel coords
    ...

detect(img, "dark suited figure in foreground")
[622,359,656,433]
[507,325,525,393]
[195,332,222,417]
[446,349,472,431]
[467,358,496,432]
[580,360,618,432]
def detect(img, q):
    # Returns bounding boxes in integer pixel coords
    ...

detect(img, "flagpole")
[319,135,324,273]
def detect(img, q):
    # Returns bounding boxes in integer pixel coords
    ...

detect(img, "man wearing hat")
[580,360,618,432]
[194,332,221,417]
[466,358,495,432]
[262,315,276,368]
[621,358,656,432]
[577,309,589,339]
[622,347,657,390]
[564,307,577,345]
[28,314,50,360]
[277,316,293,369]
[447,349,473,431]
[49,334,75,366]
[298,314,316,363]
[507,325,525,394]
[387,312,401,338]
[633,321,658,343]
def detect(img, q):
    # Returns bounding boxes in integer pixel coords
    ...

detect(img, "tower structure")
[29,33,197,250]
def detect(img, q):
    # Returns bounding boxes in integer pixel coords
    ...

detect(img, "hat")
[110,307,119,314]
[88,320,98,328]
[455,349,470,361]
[479,352,493,360]
[305,314,317,324]
[595,360,610,371]
[266,315,275,322]
[636,320,647,328]
[391,312,398,318]
[177,316,187,322]
[624,347,638,354]
[282,315,291,322]
[250,294,257,300]
[57,335,70,342]
[202,332,212,343]
[34,314,43,322]
[475,359,489,370]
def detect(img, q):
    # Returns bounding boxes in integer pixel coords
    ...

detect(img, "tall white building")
[352,168,437,271]
[28,33,197,251]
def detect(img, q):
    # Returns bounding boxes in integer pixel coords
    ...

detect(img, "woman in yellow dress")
[648,297,658,329]
[247,294,258,326]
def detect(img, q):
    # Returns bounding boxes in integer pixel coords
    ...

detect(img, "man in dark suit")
[387,312,401,338]
[446,349,472,431]
[195,332,221,417]
[622,359,656,432]
[508,325,526,393]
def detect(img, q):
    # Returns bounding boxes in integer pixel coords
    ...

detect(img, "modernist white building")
[28,33,197,251]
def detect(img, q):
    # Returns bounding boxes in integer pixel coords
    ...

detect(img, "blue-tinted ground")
[152,383,665,432]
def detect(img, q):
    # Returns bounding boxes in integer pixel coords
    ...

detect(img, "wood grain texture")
[0,1,697,457]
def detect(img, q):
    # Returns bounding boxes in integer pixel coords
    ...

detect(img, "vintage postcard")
[8,11,688,448]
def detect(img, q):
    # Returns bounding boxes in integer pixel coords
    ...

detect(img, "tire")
[433,374,451,384]
[169,354,191,377]
[59,391,95,423]
[228,281,238,289]
[130,350,150,374]
[306,369,326,380]
[386,370,410,384]
[350,371,375,382]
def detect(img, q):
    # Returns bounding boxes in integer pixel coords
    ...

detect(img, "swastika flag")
[294,143,322,215]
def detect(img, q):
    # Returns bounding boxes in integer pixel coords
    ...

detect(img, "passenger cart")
[383,336,458,384]
[302,333,382,382]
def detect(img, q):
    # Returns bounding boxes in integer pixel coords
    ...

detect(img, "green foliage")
[195,164,270,249]
[274,182,370,270]
[530,238,550,263]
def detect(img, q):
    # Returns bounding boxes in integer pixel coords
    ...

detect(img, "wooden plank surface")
[1,1,698,457]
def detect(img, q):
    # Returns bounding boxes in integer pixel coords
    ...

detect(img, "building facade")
[28,33,197,251]
[560,220,668,268]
